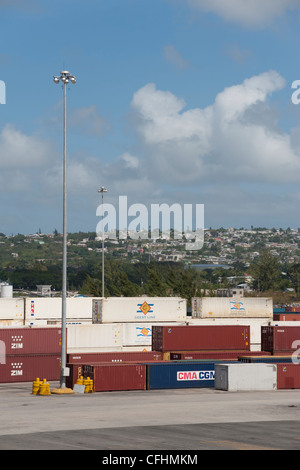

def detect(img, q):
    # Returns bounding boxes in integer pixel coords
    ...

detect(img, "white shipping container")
[92,297,186,323]
[214,363,277,391]
[67,347,123,353]
[25,297,97,320]
[66,324,122,352]
[0,319,24,327]
[0,297,24,320]
[24,319,92,327]
[192,297,273,318]
[121,346,151,352]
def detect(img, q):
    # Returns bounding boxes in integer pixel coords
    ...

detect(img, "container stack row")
[0,327,62,382]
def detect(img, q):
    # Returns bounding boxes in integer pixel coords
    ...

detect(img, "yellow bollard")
[76,376,84,385]
[38,378,51,396]
[83,377,93,393]
[32,378,41,395]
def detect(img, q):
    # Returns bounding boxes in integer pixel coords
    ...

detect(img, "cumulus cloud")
[0,124,54,170]
[186,0,300,28]
[130,70,300,186]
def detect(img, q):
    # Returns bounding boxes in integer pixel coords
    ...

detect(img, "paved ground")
[0,381,299,452]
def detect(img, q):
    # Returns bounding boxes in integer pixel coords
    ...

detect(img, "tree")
[249,251,281,292]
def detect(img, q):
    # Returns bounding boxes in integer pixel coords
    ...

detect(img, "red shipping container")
[261,326,300,353]
[285,307,300,312]
[168,350,270,360]
[273,314,300,321]
[277,364,300,389]
[152,325,250,352]
[0,354,61,383]
[83,363,146,392]
[67,350,163,364]
[0,327,62,356]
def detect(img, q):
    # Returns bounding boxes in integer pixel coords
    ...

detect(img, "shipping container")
[25,297,97,321]
[67,350,163,364]
[66,324,122,352]
[285,306,300,312]
[152,325,250,352]
[121,322,185,347]
[146,361,217,389]
[273,314,300,321]
[0,298,25,321]
[167,350,271,361]
[261,326,300,353]
[214,363,277,391]
[238,355,295,363]
[83,363,147,392]
[188,317,269,349]
[0,320,24,328]
[0,354,61,383]
[191,297,273,319]
[92,297,186,323]
[0,327,62,356]
[277,364,300,389]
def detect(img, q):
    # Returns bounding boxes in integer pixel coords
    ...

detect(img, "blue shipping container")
[238,356,294,363]
[146,361,232,390]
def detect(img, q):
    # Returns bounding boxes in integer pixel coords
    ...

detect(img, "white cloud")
[186,0,300,27]
[0,124,54,170]
[130,71,300,186]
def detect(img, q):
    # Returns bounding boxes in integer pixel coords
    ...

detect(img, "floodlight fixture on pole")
[53,70,76,389]
[98,186,108,298]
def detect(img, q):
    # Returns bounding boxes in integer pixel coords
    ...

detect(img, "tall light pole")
[53,70,76,389]
[98,186,108,297]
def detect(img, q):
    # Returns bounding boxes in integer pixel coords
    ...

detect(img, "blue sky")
[0,0,299,235]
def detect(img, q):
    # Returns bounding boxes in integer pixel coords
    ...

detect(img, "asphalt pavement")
[0,381,299,452]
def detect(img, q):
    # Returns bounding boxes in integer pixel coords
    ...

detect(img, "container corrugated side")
[187,317,268,346]
[92,297,186,323]
[66,324,122,352]
[67,350,163,364]
[146,361,216,389]
[83,363,147,392]
[277,364,300,389]
[215,363,277,391]
[25,297,94,320]
[238,355,295,363]
[152,325,250,352]
[0,298,25,321]
[192,297,273,318]
[168,350,271,361]
[273,314,300,321]
[0,327,62,355]
[261,326,300,353]
[0,354,61,383]
[121,322,186,347]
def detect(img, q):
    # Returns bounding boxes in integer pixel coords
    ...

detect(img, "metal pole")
[53,71,76,389]
[102,190,104,298]
[61,80,67,389]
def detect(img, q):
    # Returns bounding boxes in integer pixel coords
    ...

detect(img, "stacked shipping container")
[0,327,62,383]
